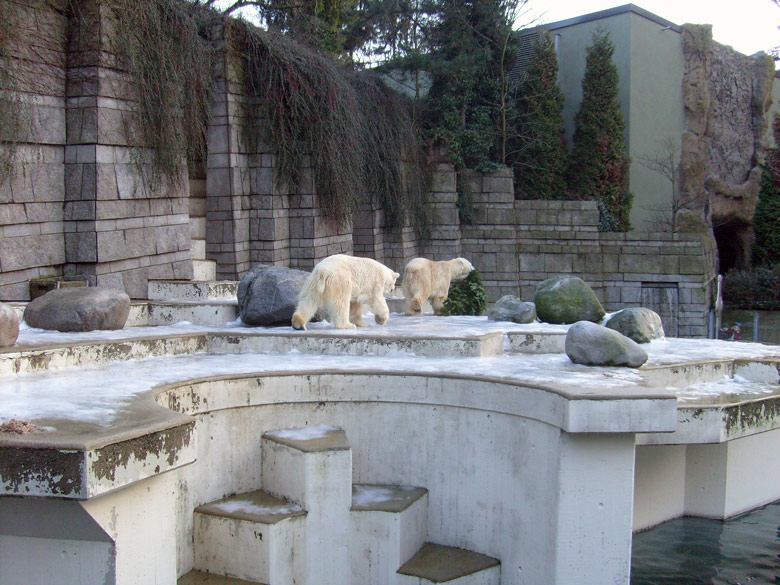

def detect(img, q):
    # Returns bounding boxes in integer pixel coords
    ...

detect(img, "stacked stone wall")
[0,0,194,299]
[209,32,353,277]
[0,0,67,299]
[0,6,720,336]
[64,0,192,297]
[460,169,518,300]
[515,201,716,337]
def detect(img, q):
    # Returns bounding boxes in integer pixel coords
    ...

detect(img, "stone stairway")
[182,425,500,585]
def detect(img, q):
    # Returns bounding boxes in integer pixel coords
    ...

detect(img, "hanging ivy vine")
[231,20,431,234]
[108,0,215,186]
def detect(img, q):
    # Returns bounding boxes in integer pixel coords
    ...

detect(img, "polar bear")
[402,257,474,316]
[291,254,400,330]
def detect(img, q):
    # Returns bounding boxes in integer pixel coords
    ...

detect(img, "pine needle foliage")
[566,28,632,231]
[108,0,216,185]
[232,20,431,233]
[440,269,488,316]
[753,115,780,266]
[510,30,567,200]
[723,264,780,310]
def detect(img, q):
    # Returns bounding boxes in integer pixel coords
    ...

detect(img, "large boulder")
[23,287,130,332]
[238,265,311,326]
[605,308,665,344]
[0,303,20,346]
[565,321,648,368]
[487,295,536,324]
[534,276,605,325]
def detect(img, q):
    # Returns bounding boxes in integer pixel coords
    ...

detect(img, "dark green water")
[631,501,780,585]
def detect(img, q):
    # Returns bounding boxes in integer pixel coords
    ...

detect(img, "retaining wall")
[0,2,718,336]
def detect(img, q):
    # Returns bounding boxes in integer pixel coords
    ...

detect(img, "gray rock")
[534,276,605,325]
[605,308,665,344]
[488,295,536,324]
[23,287,130,332]
[0,303,20,347]
[238,265,311,326]
[565,321,648,368]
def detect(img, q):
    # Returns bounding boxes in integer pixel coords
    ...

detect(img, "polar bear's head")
[448,258,474,281]
[383,269,401,295]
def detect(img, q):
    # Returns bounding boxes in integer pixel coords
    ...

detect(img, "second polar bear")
[291,254,400,330]
[402,257,474,315]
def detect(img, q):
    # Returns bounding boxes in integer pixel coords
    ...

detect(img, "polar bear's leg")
[291,293,319,330]
[431,296,446,315]
[369,295,390,325]
[349,301,368,327]
[328,294,356,329]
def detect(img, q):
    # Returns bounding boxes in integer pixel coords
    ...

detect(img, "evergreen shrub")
[566,28,632,231]
[722,265,780,310]
[441,269,488,316]
[753,116,780,266]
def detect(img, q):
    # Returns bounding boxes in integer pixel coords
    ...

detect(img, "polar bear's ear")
[393,271,400,279]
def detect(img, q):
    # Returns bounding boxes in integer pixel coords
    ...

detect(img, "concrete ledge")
[0,417,195,499]
[398,542,500,583]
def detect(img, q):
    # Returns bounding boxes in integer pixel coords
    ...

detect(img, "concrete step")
[193,490,306,584]
[148,280,238,302]
[145,301,238,327]
[350,484,428,585]
[178,569,263,584]
[397,543,500,585]
[194,259,217,281]
[191,238,207,260]
[262,425,352,585]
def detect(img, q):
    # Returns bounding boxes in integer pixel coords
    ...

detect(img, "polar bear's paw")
[291,313,307,330]
[409,298,423,314]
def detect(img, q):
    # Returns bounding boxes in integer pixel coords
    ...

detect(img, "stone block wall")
[515,201,717,337]
[63,0,192,297]
[0,0,67,300]
[0,0,193,300]
[205,31,252,280]
[0,5,720,336]
[207,29,353,278]
[460,169,518,300]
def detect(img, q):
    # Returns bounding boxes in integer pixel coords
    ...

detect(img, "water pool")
[631,501,780,584]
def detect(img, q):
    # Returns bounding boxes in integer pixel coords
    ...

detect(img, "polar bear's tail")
[292,271,325,330]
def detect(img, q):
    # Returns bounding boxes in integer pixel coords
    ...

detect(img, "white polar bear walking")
[291,254,400,330]
[402,257,474,316]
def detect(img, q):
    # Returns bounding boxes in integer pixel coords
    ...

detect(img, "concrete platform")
[3,313,780,585]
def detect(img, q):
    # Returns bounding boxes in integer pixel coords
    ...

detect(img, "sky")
[521,0,780,57]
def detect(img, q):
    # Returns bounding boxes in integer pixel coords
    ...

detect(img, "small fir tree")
[440,269,488,316]
[566,28,632,231]
[510,31,567,200]
[753,115,780,266]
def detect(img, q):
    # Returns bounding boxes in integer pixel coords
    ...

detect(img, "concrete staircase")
[182,425,499,585]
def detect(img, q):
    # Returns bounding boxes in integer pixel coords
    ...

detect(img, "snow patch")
[211,499,303,516]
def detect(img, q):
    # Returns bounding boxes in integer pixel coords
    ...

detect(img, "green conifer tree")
[753,115,780,266]
[566,28,632,231]
[510,30,567,200]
